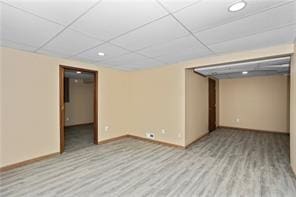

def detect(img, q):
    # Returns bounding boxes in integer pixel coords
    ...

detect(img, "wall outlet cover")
[104,126,109,132]
[146,132,155,139]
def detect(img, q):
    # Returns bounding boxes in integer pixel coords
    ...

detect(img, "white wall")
[65,79,94,126]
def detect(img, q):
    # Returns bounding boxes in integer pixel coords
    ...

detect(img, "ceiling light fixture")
[228,1,247,12]
[98,52,105,56]
[242,71,248,75]
[76,71,82,74]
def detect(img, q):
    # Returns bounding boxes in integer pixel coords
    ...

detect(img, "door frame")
[208,78,216,132]
[59,65,98,153]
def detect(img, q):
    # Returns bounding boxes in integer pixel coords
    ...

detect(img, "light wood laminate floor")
[1,128,296,197]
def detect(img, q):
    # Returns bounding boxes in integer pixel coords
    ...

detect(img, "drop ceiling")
[194,56,291,79]
[1,0,295,71]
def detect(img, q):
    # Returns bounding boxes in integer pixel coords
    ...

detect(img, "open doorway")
[194,55,291,134]
[59,65,98,153]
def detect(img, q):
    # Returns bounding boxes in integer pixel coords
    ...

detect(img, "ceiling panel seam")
[33,0,103,52]
[207,22,296,46]
[155,0,216,55]
[192,0,295,34]
[0,1,64,26]
[70,14,171,57]
[207,23,296,49]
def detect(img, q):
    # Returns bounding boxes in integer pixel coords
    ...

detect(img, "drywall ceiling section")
[0,0,295,70]
[194,56,291,79]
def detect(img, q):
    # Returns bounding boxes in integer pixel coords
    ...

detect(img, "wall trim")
[218,126,289,135]
[99,134,185,148]
[65,122,93,128]
[97,135,129,144]
[126,135,185,149]
[2,133,210,172]
[0,152,59,173]
[185,132,210,148]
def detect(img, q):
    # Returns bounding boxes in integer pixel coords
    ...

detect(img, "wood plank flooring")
[64,124,94,152]
[1,128,296,196]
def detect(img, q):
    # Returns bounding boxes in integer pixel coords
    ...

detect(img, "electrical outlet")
[146,132,155,139]
[104,126,109,132]
[161,129,166,134]
[236,118,240,123]
[178,133,182,138]
[66,117,69,121]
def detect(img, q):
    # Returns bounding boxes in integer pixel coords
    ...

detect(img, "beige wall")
[219,75,290,133]
[128,66,185,146]
[0,48,130,167]
[185,69,208,146]
[0,49,3,159]
[65,79,94,126]
[126,44,293,148]
[0,44,294,168]
[290,44,296,174]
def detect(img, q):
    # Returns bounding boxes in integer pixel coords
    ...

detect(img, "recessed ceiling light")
[98,52,105,56]
[76,71,82,74]
[242,71,248,75]
[229,1,247,12]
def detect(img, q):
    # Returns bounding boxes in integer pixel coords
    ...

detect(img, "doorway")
[59,65,98,153]
[208,78,216,132]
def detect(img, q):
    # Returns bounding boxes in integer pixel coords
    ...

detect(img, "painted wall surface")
[0,49,2,158]
[126,44,293,147]
[219,75,290,133]
[128,66,185,146]
[0,48,130,167]
[65,79,94,126]
[290,44,296,174]
[185,69,208,146]
[0,44,294,168]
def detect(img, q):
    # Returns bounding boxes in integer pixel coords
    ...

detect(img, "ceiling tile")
[138,35,211,58]
[158,0,202,12]
[71,0,167,40]
[0,39,36,52]
[1,3,64,48]
[75,43,131,62]
[41,29,103,57]
[174,0,293,33]
[2,0,99,25]
[37,48,71,59]
[209,25,296,54]
[155,46,212,64]
[100,53,164,69]
[111,16,189,50]
[196,2,296,45]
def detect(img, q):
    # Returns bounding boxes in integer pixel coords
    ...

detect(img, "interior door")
[209,78,216,132]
